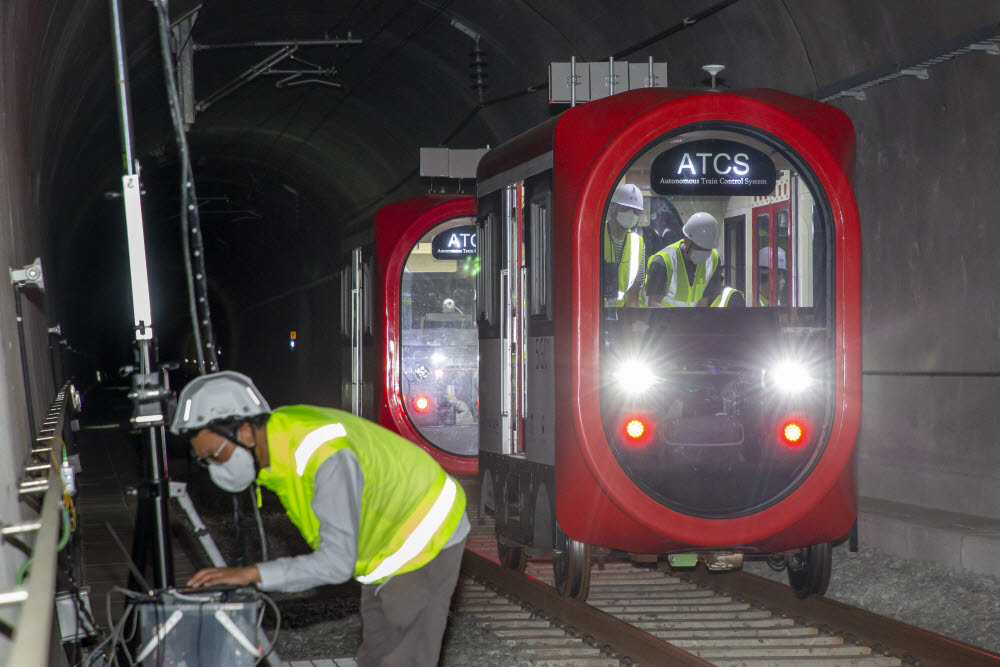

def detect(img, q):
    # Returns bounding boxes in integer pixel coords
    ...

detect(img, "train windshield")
[400,216,479,457]
[600,125,834,518]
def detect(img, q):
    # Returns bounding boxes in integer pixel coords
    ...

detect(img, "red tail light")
[781,419,805,446]
[622,416,654,446]
[413,395,431,413]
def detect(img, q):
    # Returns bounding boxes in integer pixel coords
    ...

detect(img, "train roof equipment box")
[134,589,266,666]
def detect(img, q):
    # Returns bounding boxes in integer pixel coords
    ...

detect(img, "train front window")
[599,125,834,518]
[400,216,479,457]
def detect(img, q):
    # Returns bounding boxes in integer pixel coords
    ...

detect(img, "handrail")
[5,384,71,666]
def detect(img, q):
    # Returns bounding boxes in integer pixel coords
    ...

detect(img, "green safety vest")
[603,225,645,306]
[646,240,719,307]
[256,405,466,584]
[711,286,743,307]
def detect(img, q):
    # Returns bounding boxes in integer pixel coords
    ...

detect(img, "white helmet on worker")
[169,370,271,435]
[611,184,644,211]
[758,247,787,270]
[682,212,719,249]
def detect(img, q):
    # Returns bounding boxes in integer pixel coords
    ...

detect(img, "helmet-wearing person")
[757,246,787,306]
[644,212,721,307]
[707,263,746,308]
[602,183,647,307]
[171,371,469,667]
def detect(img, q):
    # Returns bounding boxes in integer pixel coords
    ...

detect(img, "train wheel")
[553,524,591,600]
[787,542,832,598]
[496,533,527,572]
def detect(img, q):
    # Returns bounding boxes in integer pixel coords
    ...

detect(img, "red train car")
[341,194,479,475]
[476,88,861,599]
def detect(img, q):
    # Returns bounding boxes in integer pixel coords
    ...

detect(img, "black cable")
[253,591,281,667]
[250,486,269,561]
[233,494,246,567]
[152,0,219,374]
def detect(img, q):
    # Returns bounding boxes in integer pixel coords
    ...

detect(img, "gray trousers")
[357,539,466,666]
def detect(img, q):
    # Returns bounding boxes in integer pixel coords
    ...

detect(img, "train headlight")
[771,362,813,394]
[613,358,656,394]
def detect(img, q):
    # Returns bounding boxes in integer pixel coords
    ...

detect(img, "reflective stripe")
[356,476,458,584]
[182,399,192,422]
[294,423,348,475]
[623,232,640,294]
[245,387,261,405]
[663,247,682,305]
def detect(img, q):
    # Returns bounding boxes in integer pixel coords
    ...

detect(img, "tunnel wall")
[0,0,62,657]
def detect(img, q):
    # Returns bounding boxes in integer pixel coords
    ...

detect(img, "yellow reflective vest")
[646,240,720,307]
[603,225,645,307]
[255,405,466,584]
[711,286,743,307]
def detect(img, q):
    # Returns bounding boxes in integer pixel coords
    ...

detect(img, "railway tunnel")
[1,0,1000,663]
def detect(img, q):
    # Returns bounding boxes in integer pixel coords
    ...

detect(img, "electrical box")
[549,60,668,103]
[629,61,668,89]
[419,147,450,178]
[548,61,591,103]
[588,61,630,100]
[135,590,264,666]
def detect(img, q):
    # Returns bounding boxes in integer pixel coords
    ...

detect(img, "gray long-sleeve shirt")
[256,449,470,592]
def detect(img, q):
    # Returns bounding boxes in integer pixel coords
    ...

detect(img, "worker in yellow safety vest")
[707,263,746,307]
[602,183,647,307]
[645,212,721,307]
[171,371,469,667]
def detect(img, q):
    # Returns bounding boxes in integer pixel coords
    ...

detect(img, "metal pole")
[570,56,576,107]
[109,0,173,589]
[13,287,36,433]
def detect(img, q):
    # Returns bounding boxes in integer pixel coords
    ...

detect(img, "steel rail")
[681,567,1000,667]
[461,549,711,666]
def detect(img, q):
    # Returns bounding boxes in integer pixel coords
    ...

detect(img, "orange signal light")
[414,395,431,413]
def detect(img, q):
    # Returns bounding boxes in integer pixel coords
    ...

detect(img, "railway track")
[458,515,1000,666]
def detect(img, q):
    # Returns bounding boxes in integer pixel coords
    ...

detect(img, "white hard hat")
[611,184,644,211]
[682,212,719,249]
[758,247,787,270]
[169,370,271,435]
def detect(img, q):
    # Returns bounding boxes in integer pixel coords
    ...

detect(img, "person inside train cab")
[170,371,470,667]
[602,183,647,307]
[642,197,684,256]
[757,246,787,306]
[708,263,745,307]
[644,212,721,307]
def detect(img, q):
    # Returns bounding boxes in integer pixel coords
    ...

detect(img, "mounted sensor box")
[549,60,668,103]
[419,148,488,179]
[548,61,591,103]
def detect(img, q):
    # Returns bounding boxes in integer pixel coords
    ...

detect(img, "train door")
[340,247,373,415]
[752,173,793,307]
[723,214,747,295]
[500,184,526,455]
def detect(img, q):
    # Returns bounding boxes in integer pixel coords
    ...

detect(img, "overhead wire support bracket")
[195,45,298,112]
[169,6,362,121]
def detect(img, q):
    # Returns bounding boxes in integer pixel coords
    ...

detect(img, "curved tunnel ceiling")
[39,0,1000,369]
